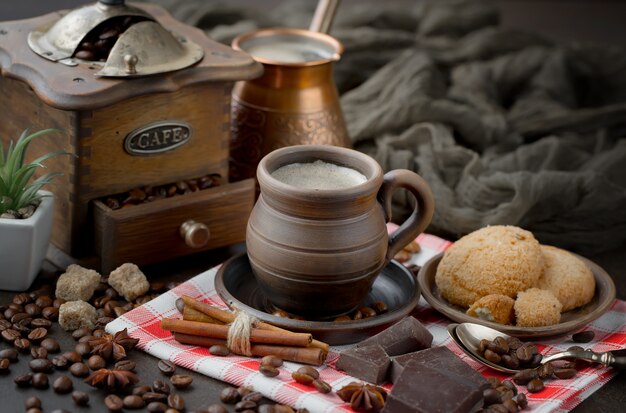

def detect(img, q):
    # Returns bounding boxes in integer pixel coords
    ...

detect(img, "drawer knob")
[180,220,210,248]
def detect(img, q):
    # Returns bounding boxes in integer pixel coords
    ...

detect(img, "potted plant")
[0,128,66,291]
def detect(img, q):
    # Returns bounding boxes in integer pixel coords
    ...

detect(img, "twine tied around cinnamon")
[226,307,259,356]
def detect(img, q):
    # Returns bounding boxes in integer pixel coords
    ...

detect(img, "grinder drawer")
[93,179,255,274]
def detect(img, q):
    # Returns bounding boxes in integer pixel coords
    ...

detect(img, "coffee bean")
[75,50,95,61]
[153,379,171,394]
[13,293,31,305]
[372,300,388,314]
[502,399,519,412]
[501,380,517,395]
[42,306,59,321]
[529,353,543,368]
[14,338,31,353]
[53,298,66,308]
[526,378,544,393]
[220,386,240,404]
[25,396,41,409]
[30,346,48,359]
[75,342,92,357]
[143,392,168,403]
[14,372,33,387]
[261,355,283,367]
[483,388,502,406]
[158,359,176,376]
[297,366,319,379]
[86,354,105,370]
[53,375,73,394]
[36,296,53,308]
[513,368,538,385]
[0,319,11,331]
[93,328,106,338]
[52,355,69,369]
[242,391,263,403]
[0,348,18,362]
[70,362,90,377]
[291,372,315,385]
[209,344,230,356]
[515,393,528,409]
[484,349,502,364]
[105,394,124,412]
[115,359,136,371]
[25,304,42,317]
[40,337,60,353]
[124,395,145,409]
[501,354,519,369]
[72,390,90,406]
[207,404,228,413]
[32,372,49,389]
[0,358,10,374]
[334,315,351,322]
[2,328,21,342]
[554,368,577,379]
[12,311,31,324]
[235,400,257,411]
[516,345,535,363]
[492,337,510,355]
[537,362,554,379]
[62,351,82,363]
[31,318,52,329]
[28,327,47,342]
[168,394,185,410]
[170,374,193,389]
[72,327,93,340]
[147,401,168,413]
[313,379,332,394]
[29,358,53,373]
[496,386,515,402]
[260,364,280,377]
[133,384,153,396]
[572,331,595,343]
[96,316,115,328]
[4,308,17,320]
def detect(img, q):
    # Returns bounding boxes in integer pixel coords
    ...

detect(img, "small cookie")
[435,226,544,308]
[537,245,595,312]
[514,288,562,327]
[467,294,515,325]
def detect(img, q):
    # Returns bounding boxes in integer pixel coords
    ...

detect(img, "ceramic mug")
[246,145,434,318]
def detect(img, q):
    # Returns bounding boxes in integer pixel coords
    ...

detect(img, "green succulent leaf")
[0,128,66,215]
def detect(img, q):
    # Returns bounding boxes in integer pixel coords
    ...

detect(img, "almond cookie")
[537,245,595,312]
[435,226,544,308]
[514,288,562,327]
[466,294,515,325]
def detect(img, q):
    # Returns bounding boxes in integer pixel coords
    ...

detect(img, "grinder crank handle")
[378,169,435,263]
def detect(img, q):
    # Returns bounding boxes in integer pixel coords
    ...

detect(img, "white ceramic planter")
[0,191,54,291]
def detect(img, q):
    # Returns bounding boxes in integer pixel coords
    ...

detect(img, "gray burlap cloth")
[154,0,626,254]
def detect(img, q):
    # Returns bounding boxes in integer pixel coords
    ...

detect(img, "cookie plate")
[418,252,616,339]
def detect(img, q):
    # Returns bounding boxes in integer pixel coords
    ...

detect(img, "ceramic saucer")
[215,253,421,345]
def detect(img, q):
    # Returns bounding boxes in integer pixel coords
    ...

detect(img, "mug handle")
[377,169,435,263]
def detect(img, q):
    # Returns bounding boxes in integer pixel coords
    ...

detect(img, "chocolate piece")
[381,360,484,413]
[356,316,432,356]
[389,346,489,389]
[336,344,390,384]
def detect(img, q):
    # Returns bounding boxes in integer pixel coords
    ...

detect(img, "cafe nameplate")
[125,121,192,155]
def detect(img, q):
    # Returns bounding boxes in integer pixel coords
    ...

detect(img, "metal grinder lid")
[27,0,204,77]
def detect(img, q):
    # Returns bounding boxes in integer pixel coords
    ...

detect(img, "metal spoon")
[448,323,626,374]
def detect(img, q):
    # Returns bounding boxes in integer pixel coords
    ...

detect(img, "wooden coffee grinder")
[0,0,262,273]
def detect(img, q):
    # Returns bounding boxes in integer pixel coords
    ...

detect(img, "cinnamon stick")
[161,318,312,347]
[183,306,223,324]
[174,332,327,366]
[182,296,330,353]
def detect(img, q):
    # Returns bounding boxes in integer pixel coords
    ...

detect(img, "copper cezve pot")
[229,26,351,182]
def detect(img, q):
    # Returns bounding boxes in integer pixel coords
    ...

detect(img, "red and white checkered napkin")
[106,231,626,413]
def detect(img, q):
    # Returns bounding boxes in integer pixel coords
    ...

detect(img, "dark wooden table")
[0,242,624,412]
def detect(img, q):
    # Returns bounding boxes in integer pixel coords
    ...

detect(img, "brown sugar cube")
[356,316,432,356]
[55,264,101,301]
[108,263,150,302]
[336,344,390,384]
[59,301,97,331]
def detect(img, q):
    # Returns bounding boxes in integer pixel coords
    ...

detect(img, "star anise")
[84,368,139,392]
[88,328,139,361]
[336,382,387,412]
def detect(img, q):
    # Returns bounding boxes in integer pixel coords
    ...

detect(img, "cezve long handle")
[309,0,340,34]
